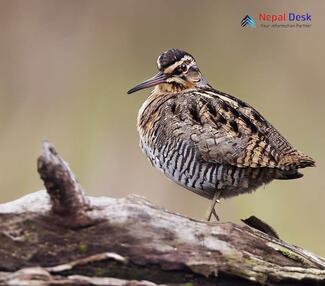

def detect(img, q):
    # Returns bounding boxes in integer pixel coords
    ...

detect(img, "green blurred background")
[0,0,324,256]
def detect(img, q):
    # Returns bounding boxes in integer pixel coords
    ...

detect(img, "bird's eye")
[174,64,188,75]
[180,64,187,71]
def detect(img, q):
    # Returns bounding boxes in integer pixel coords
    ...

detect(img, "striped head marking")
[127,48,207,94]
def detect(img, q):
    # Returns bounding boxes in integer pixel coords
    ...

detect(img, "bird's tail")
[275,170,303,180]
[278,152,315,170]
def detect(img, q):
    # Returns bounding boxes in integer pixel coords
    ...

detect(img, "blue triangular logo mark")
[241,15,256,28]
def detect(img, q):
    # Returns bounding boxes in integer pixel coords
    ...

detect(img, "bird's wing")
[169,89,291,168]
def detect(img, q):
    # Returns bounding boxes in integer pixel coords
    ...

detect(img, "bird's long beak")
[127,72,168,94]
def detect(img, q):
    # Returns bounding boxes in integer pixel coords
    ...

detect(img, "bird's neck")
[137,91,175,135]
[154,82,195,94]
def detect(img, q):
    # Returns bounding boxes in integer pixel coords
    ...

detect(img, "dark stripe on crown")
[158,48,193,70]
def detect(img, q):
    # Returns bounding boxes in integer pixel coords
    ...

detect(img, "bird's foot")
[206,192,221,221]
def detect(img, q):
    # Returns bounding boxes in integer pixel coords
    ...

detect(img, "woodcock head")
[127,48,207,94]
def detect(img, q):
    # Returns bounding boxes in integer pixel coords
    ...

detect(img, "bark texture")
[0,141,324,286]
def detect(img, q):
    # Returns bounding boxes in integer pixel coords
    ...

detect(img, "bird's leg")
[206,191,221,221]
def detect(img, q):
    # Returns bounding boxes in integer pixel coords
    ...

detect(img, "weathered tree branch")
[37,140,92,226]
[0,142,324,285]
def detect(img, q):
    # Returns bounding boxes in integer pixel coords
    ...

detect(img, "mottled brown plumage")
[128,48,315,220]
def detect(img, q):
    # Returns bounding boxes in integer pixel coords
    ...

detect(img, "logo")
[241,15,256,28]
[241,13,312,29]
[259,12,312,22]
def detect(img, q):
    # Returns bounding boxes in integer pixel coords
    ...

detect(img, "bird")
[127,48,315,221]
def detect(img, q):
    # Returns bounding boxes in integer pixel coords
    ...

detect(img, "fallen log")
[0,141,324,285]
